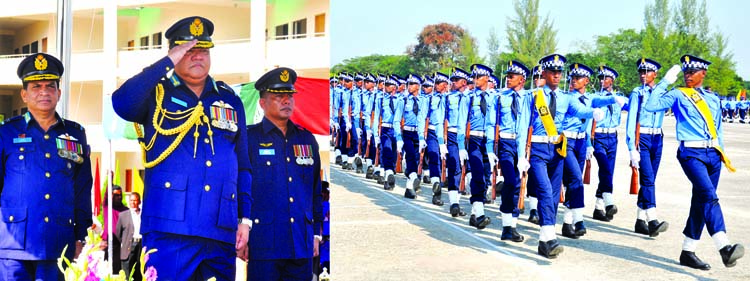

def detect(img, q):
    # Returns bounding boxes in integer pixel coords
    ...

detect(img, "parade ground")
[330,117,750,280]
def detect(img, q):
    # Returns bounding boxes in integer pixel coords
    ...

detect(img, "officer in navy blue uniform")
[246,67,323,280]
[0,53,92,280]
[644,55,744,270]
[111,16,252,280]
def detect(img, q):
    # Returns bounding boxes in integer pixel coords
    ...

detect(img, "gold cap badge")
[190,18,204,36]
[280,70,290,82]
[34,54,47,71]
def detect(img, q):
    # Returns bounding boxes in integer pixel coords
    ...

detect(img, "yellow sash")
[534,89,566,157]
[677,87,735,172]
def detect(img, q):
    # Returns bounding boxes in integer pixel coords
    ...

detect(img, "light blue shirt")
[421,92,446,144]
[644,87,725,149]
[484,88,530,156]
[394,92,426,142]
[594,89,626,129]
[372,92,400,138]
[331,86,343,124]
[524,85,596,141]
[625,80,669,151]
[458,89,492,150]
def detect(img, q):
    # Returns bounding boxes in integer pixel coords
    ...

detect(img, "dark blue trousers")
[0,259,61,281]
[498,139,521,216]
[468,136,489,204]
[446,132,461,191]
[528,142,564,226]
[593,133,618,198]
[337,118,348,155]
[426,130,442,179]
[143,232,234,281]
[563,138,587,209]
[403,130,419,176]
[677,146,726,240]
[248,258,312,281]
[636,133,664,209]
[379,128,396,171]
[346,117,359,158]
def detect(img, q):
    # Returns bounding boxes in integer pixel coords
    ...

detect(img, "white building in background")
[0,0,330,190]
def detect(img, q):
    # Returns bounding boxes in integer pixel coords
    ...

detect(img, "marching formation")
[330,54,744,269]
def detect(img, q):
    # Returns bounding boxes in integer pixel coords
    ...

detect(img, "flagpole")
[106,139,113,275]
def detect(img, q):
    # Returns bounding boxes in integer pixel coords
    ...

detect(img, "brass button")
[45,153,51,158]
[204,185,211,192]
[266,161,271,166]
[290,218,295,223]
[289,197,294,203]
[45,172,51,178]
[8,216,13,222]
[165,182,171,188]
[231,193,236,199]
[204,138,210,144]
[206,160,212,167]
[166,66,170,71]
[287,157,290,162]
[44,217,49,223]
[44,134,49,140]
[254,219,259,224]
[45,194,50,200]
[19,147,24,152]
[288,177,292,182]
[69,219,73,224]
[18,155,24,160]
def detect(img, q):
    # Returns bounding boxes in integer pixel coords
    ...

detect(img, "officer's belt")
[594,127,618,134]
[403,125,418,132]
[499,132,517,139]
[563,131,586,139]
[428,125,437,130]
[447,127,458,133]
[469,130,485,137]
[682,139,719,148]
[381,123,393,128]
[640,127,663,135]
[531,135,561,143]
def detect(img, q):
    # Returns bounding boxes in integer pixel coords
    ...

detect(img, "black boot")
[423,175,430,184]
[386,174,395,190]
[528,209,539,225]
[469,214,491,230]
[679,251,711,270]
[404,188,416,199]
[634,219,649,235]
[562,223,579,239]
[431,182,443,206]
[365,166,374,179]
[592,209,611,222]
[538,240,564,259]
[574,221,587,237]
[412,177,421,193]
[354,157,363,173]
[719,244,745,267]
[501,226,524,242]
[647,220,669,237]
[605,205,618,220]
[450,203,467,217]
[335,155,342,165]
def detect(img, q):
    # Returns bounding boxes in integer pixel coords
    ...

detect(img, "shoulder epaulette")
[247,122,262,130]
[64,119,85,132]
[217,81,237,96]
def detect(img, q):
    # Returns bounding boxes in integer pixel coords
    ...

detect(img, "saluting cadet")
[111,17,251,280]
[0,53,92,280]
[485,60,531,242]
[443,68,471,217]
[331,73,346,165]
[246,67,323,280]
[373,76,402,190]
[644,55,744,270]
[394,74,427,199]
[526,64,545,222]
[591,65,627,222]
[626,58,671,237]
[458,64,495,229]
[360,74,377,177]
[524,54,606,258]
[559,63,625,239]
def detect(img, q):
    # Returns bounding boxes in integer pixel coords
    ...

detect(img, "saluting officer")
[111,16,251,280]
[444,68,471,216]
[644,55,744,270]
[0,53,92,280]
[246,67,323,280]
[625,58,672,237]
[373,76,402,190]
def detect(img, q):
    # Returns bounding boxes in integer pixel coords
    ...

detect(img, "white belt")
[403,125,417,132]
[447,127,458,133]
[563,131,586,139]
[469,131,485,137]
[682,140,718,148]
[428,125,437,130]
[530,135,560,143]
[595,127,618,134]
[381,123,393,128]
[498,132,517,139]
[640,127,662,135]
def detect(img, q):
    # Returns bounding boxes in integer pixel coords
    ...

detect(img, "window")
[140,36,149,49]
[152,32,162,49]
[41,37,47,52]
[292,18,307,39]
[127,40,135,51]
[22,44,29,54]
[275,23,289,40]
[14,48,19,54]
[30,41,38,53]
[315,13,326,37]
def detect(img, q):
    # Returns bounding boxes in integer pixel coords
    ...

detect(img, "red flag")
[93,158,101,216]
[291,77,330,135]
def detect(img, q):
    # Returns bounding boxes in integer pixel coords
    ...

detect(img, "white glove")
[615,96,628,108]
[333,122,340,130]
[517,157,530,175]
[330,122,335,130]
[593,108,605,122]
[439,144,448,159]
[459,149,469,162]
[366,130,372,140]
[419,140,427,150]
[488,153,499,170]
[345,122,352,132]
[629,150,640,169]
[664,64,681,84]
[397,141,404,152]
[374,135,380,146]
[586,147,594,160]
[356,128,363,137]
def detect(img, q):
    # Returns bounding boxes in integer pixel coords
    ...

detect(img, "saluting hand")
[167,39,198,65]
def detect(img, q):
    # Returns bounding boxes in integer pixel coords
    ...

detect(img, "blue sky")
[331,0,750,80]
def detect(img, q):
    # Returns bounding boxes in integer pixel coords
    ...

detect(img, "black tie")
[389,96,394,112]
[579,95,587,124]
[511,92,519,118]
[412,96,419,116]
[480,93,487,116]
[549,91,557,119]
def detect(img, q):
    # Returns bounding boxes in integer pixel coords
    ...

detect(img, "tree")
[505,0,558,67]
[407,23,470,74]
[642,0,674,65]
[331,54,414,77]
[589,29,644,94]
[486,27,502,70]
[459,31,484,68]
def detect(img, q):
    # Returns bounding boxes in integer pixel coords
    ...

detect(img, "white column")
[102,1,118,275]
[55,0,72,118]
[249,0,267,80]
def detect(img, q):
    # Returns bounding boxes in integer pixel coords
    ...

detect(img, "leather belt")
[447,127,458,133]
[594,127,618,134]
[381,123,393,128]
[498,132,517,139]
[640,127,663,135]
[682,140,718,148]
[563,131,586,139]
[428,125,437,130]
[530,135,560,143]
[403,125,417,132]
[469,131,485,137]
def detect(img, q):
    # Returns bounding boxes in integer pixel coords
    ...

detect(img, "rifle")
[518,125,532,210]
[459,121,471,193]
[583,119,595,184]
[630,93,643,195]
[418,115,429,176]
[441,121,447,183]
[491,123,499,201]
[396,116,405,174]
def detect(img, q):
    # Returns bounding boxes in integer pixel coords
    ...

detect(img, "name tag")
[171,96,188,108]
[13,137,32,143]
[259,149,275,156]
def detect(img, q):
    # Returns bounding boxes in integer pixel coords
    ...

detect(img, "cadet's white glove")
[517,157,530,175]
[586,147,595,160]
[664,65,682,84]
[356,128,362,137]
[330,122,335,131]
[419,140,427,150]
[366,130,372,140]
[333,122,340,130]
[488,153,499,170]
[374,135,380,146]
[459,149,469,162]
[593,108,605,122]
[439,144,448,159]
[397,140,404,153]
[615,96,628,108]
[629,150,640,169]
[345,122,351,132]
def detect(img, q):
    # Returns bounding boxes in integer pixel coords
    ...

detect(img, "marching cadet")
[485,60,531,242]
[394,74,427,199]
[737,96,749,123]
[726,98,737,123]
[523,54,606,258]
[444,68,471,216]
[369,74,387,181]
[333,73,353,167]
[246,67,323,280]
[526,64,545,222]
[373,76,402,190]
[458,64,495,229]
[591,65,627,222]
[329,77,337,147]
[644,55,744,270]
[418,74,445,205]
[558,63,626,239]
[343,73,363,171]
[360,74,377,178]
[331,73,346,165]
[488,74,500,91]
[0,53,92,280]
[419,76,435,184]
[111,16,251,280]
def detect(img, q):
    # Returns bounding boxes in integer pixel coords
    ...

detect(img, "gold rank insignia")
[554,55,559,62]
[210,100,238,132]
[691,93,703,102]
[293,144,314,165]
[190,18,204,36]
[685,56,690,63]
[280,70,290,82]
[34,54,47,71]
[539,106,550,116]
[260,143,273,147]
[56,134,84,164]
